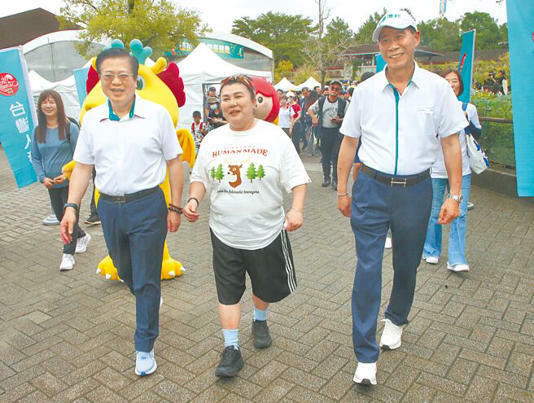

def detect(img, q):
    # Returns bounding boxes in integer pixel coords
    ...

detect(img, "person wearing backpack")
[308,80,348,190]
[31,90,91,271]
[423,69,481,272]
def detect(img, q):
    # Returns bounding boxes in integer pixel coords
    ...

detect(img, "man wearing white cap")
[336,10,466,385]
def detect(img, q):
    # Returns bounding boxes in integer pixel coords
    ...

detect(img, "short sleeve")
[189,138,210,189]
[468,103,481,129]
[160,109,182,160]
[279,134,311,192]
[437,83,468,138]
[70,122,80,150]
[73,119,95,165]
[340,89,362,138]
[309,100,319,114]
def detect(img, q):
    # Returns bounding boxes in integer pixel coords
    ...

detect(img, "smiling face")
[220,82,256,131]
[40,96,58,119]
[445,72,461,97]
[99,56,137,111]
[378,27,420,72]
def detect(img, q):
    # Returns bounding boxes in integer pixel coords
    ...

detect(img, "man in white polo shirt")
[59,47,184,377]
[337,11,467,385]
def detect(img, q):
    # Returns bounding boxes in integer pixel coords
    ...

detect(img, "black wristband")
[187,197,199,207]
[64,202,79,212]
[168,204,182,214]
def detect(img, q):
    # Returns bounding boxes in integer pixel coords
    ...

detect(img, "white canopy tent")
[28,70,81,119]
[177,43,272,129]
[296,76,321,91]
[274,77,297,92]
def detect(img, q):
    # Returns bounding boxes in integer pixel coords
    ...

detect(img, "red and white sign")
[0,73,19,96]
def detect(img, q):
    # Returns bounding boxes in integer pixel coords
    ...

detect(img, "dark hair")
[193,110,201,117]
[220,75,256,100]
[95,48,139,77]
[348,87,354,96]
[360,71,375,82]
[440,69,464,97]
[35,90,67,143]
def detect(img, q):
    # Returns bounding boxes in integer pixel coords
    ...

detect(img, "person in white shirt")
[183,74,310,378]
[277,94,291,136]
[59,47,184,377]
[423,69,481,272]
[336,11,466,385]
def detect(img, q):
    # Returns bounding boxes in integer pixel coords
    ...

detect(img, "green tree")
[232,12,314,66]
[354,9,385,44]
[459,12,503,50]
[59,0,208,58]
[324,17,354,48]
[215,164,224,182]
[418,18,461,51]
[256,165,265,181]
[274,60,294,84]
[210,166,216,179]
[246,163,257,182]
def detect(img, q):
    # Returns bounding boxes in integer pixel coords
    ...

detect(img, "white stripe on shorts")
[280,230,296,292]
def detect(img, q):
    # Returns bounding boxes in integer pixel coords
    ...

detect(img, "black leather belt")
[361,165,429,187]
[100,186,159,203]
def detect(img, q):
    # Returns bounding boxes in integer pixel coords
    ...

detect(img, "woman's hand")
[183,199,200,222]
[285,209,303,232]
[53,174,65,185]
[43,178,54,189]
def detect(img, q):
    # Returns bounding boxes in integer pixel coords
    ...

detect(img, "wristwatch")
[448,194,463,203]
[64,202,79,212]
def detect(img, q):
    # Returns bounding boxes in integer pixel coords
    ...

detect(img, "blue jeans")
[98,189,167,352]
[350,169,432,363]
[423,175,471,265]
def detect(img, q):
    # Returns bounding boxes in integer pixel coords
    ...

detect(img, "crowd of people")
[27,8,487,388]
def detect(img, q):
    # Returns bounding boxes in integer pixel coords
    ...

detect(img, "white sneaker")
[135,349,157,376]
[379,319,403,350]
[353,362,377,386]
[425,256,439,264]
[59,254,75,271]
[75,233,92,254]
[384,237,392,249]
[447,263,470,272]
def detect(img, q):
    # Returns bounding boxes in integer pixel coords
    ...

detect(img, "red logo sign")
[0,73,19,96]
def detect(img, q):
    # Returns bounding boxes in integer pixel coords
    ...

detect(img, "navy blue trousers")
[97,189,167,352]
[350,169,432,363]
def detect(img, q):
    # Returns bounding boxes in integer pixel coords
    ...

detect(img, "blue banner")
[73,67,89,106]
[457,30,475,103]
[0,47,37,188]
[375,54,386,73]
[507,0,534,197]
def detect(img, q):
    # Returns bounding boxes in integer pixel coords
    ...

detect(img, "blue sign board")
[457,30,475,103]
[0,47,37,188]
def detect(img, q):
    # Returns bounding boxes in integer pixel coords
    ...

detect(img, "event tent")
[274,77,297,92]
[177,43,271,129]
[296,76,321,91]
[28,70,81,119]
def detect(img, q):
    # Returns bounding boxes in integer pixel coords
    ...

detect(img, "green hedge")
[471,94,515,167]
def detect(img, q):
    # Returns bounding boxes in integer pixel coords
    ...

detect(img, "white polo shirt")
[74,95,182,196]
[340,63,468,175]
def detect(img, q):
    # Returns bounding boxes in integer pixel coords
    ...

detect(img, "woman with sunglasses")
[183,75,310,378]
[31,90,91,271]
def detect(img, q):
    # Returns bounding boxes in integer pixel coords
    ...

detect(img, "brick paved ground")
[0,150,533,402]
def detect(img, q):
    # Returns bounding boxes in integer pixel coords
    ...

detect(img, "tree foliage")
[59,0,207,58]
[460,12,504,50]
[231,12,314,66]
[354,10,384,44]
[274,60,294,84]
[419,18,461,51]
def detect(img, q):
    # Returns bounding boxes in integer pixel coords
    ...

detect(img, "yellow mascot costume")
[63,39,195,281]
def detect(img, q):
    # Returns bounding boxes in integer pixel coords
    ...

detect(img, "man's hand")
[311,117,319,126]
[285,209,303,232]
[43,178,54,189]
[438,198,460,224]
[338,195,351,217]
[59,207,77,244]
[167,211,181,232]
[183,199,200,222]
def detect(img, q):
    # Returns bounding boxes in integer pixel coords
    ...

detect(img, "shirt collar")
[379,61,422,93]
[101,95,149,122]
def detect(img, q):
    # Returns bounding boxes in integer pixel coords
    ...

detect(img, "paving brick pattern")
[0,151,533,401]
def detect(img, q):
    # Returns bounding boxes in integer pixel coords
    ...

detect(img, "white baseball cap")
[372,10,418,42]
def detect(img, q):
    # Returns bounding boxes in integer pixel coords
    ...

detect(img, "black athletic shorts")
[210,228,297,305]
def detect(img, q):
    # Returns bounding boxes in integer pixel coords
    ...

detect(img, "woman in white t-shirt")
[277,94,291,136]
[183,74,310,378]
[423,70,481,272]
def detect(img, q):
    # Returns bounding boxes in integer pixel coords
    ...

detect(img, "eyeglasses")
[100,73,134,82]
[221,74,254,90]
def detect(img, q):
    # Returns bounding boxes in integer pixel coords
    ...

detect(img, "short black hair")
[193,110,201,117]
[96,48,139,77]
[440,69,464,96]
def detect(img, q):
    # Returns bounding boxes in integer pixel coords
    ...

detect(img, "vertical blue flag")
[73,67,89,106]
[506,0,534,197]
[457,30,476,103]
[0,47,37,188]
[375,54,386,73]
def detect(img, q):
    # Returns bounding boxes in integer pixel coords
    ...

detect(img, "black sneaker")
[252,320,272,349]
[215,346,243,378]
[321,179,331,187]
[84,214,101,225]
